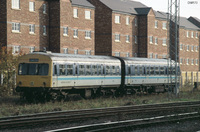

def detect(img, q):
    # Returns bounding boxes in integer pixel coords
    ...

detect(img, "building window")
[191,32,194,38]
[30,47,35,53]
[186,45,189,51]
[126,35,130,43]
[73,29,78,38]
[74,49,78,54]
[186,58,189,65]
[115,52,120,57]
[135,18,137,26]
[63,48,68,54]
[43,4,46,14]
[155,21,158,28]
[63,27,68,36]
[115,34,120,41]
[126,17,130,25]
[135,36,137,44]
[162,22,167,29]
[191,45,194,51]
[196,59,198,65]
[85,31,91,39]
[196,32,199,38]
[180,58,183,64]
[73,8,78,18]
[85,11,91,19]
[12,46,20,54]
[12,0,20,9]
[195,46,198,52]
[126,53,130,57]
[29,24,35,34]
[85,50,91,55]
[162,38,166,45]
[180,44,183,50]
[155,37,158,44]
[29,2,35,12]
[191,59,194,65]
[12,22,20,32]
[155,54,158,59]
[149,53,153,58]
[115,15,120,24]
[43,26,46,35]
[150,36,153,44]
[187,31,189,37]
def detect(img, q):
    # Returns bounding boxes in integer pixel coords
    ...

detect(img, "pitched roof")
[154,11,168,20]
[71,0,95,9]
[180,17,200,30]
[99,0,149,15]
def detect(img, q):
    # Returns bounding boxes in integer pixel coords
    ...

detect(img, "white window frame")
[73,8,78,18]
[115,15,120,24]
[74,49,78,54]
[85,10,91,19]
[162,22,167,29]
[191,45,194,51]
[12,22,20,32]
[115,34,120,42]
[191,59,194,65]
[73,29,78,38]
[196,32,199,38]
[12,0,20,9]
[195,46,198,52]
[63,27,68,36]
[187,31,189,37]
[180,58,183,64]
[180,44,183,50]
[126,53,130,57]
[186,58,189,65]
[186,45,189,51]
[43,25,46,35]
[85,50,91,55]
[12,45,20,54]
[155,54,158,59]
[149,53,153,58]
[63,48,68,54]
[29,2,35,12]
[155,21,158,28]
[29,24,35,34]
[196,59,198,65]
[29,46,35,53]
[191,32,194,38]
[162,38,167,46]
[150,36,153,44]
[115,52,120,57]
[126,17,130,25]
[135,18,137,26]
[43,4,46,14]
[126,35,130,43]
[85,31,91,39]
[155,37,158,45]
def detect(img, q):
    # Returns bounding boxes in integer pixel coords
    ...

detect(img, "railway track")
[0,101,200,130]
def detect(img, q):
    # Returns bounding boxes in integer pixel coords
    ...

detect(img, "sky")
[134,0,200,19]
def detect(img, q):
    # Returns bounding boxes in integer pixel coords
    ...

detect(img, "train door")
[127,65,131,85]
[101,64,105,86]
[73,63,78,87]
[52,63,59,87]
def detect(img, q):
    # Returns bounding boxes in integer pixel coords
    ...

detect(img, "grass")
[0,90,200,118]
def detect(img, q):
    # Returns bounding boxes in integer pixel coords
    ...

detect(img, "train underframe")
[16,84,173,102]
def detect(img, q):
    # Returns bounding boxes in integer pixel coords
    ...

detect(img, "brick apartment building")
[0,0,95,55]
[0,0,200,72]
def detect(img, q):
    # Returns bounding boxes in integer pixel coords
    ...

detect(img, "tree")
[0,47,19,96]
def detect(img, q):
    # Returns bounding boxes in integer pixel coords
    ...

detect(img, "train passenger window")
[146,66,150,75]
[18,63,28,75]
[111,66,116,75]
[67,65,73,75]
[97,65,101,75]
[85,65,91,75]
[59,65,66,76]
[116,66,120,75]
[150,66,154,75]
[79,65,85,75]
[106,66,110,75]
[131,65,135,75]
[139,66,143,75]
[92,65,98,75]
[155,67,159,75]
[127,66,131,75]
[135,66,138,75]
[160,67,164,75]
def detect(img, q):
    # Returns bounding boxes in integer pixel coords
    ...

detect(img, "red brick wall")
[6,0,49,53]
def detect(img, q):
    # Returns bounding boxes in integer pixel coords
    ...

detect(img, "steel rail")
[0,101,200,129]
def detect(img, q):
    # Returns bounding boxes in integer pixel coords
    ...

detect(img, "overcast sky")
[134,0,200,19]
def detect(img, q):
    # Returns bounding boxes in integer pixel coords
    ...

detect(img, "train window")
[59,65,66,76]
[111,66,116,75]
[127,65,131,75]
[18,63,49,76]
[116,66,120,75]
[150,66,154,75]
[155,67,159,75]
[106,66,110,75]
[92,65,98,75]
[97,65,101,75]
[85,65,91,75]
[160,67,164,75]
[135,66,138,75]
[146,66,149,75]
[79,65,85,75]
[131,65,135,75]
[67,65,73,75]
[139,66,143,75]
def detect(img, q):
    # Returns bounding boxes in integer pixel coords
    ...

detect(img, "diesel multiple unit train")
[16,51,180,101]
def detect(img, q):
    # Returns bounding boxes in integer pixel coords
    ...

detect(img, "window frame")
[115,15,120,24]
[85,10,91,19]
[29,1,35,12]
[12,22,20,32]
[12,0,20,9]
